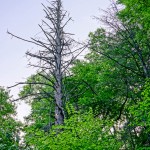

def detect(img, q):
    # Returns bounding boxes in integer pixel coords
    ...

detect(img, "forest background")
[0,0,150,149]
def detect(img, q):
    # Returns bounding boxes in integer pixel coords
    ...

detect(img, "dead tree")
[8,0,85,125]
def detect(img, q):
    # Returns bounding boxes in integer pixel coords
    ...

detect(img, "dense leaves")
[129,79,150,148]
[0,87,21,150]
[23,107,122,150]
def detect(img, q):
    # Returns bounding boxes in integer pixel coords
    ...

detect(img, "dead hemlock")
[8,0,87,126]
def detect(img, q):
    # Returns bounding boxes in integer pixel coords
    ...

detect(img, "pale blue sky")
[0,0,111,121]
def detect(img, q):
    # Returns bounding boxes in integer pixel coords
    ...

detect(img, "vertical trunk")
[54,74,64,125]
[54,0,64,125]
[54,55,64,125]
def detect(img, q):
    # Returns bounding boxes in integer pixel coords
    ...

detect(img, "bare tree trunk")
[8,0,85,126]
[54,0,64,125]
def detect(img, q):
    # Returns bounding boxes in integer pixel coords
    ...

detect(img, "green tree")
[85,0,150,148]
[117,0,150,78]
[0,87,21,150]
[17,73,54,148]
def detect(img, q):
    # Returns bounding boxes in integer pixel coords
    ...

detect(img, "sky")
[0,0,111,121]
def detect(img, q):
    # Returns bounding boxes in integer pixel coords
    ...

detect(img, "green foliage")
[129,79,150,147]
[117,0,150,78]
[118,0,150,27]
[130,79,150,126]
[68,56,124,119]
[114,0,150,147]
[0,87,21,150]
[24,107,122,150]
[19,73,55,148]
